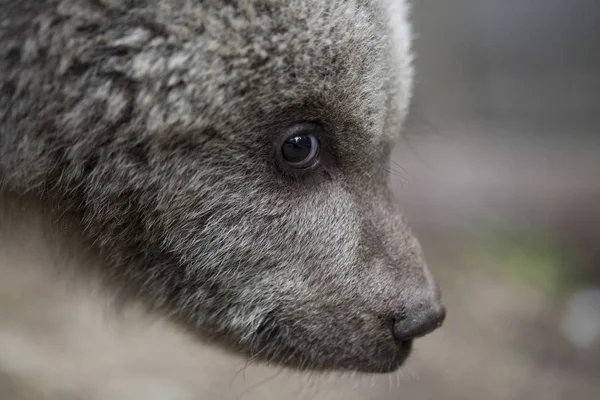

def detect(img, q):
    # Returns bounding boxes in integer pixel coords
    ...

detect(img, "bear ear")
[384,0,414,47]
[381,0,415,140]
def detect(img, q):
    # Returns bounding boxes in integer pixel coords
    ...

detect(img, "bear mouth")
[241,315,415,373]
[388,339,414,371]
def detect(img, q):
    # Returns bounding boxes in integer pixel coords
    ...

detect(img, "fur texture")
[0,0,443,373]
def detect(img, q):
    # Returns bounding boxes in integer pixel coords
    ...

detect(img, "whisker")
[235,368,284,399]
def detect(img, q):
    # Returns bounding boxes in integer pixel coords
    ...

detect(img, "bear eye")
[281,134,319,168]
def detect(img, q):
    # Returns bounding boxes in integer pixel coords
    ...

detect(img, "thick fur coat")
[0,0,443,373]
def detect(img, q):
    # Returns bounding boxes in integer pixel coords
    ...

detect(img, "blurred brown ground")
[1,1,599,399]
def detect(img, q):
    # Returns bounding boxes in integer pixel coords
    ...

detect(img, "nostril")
[392,306,446,342]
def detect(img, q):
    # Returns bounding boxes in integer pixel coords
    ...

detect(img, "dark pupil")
[282,136,313,163]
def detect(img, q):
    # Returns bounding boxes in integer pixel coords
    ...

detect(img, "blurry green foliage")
[467,220,582,294]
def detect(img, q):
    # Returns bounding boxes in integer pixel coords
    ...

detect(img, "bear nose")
[392,305,446,342]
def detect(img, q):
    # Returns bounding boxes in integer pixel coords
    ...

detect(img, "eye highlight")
[282,135,318,168]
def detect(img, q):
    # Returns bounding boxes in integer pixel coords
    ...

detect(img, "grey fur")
[0,0,443,373]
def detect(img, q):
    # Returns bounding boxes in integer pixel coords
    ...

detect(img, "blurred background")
[1,0,599,399]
